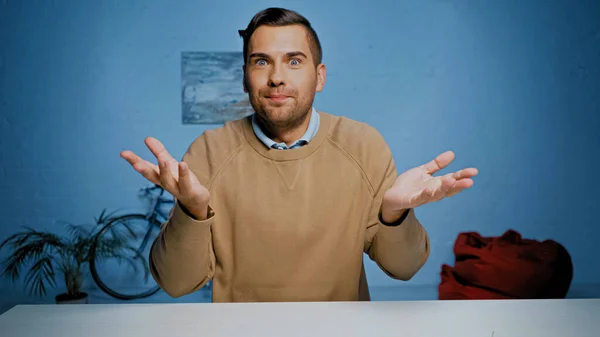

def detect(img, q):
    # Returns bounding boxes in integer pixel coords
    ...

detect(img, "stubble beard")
[249,90,315,134]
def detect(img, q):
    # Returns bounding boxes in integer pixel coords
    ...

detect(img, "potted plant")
[0,209,148,304]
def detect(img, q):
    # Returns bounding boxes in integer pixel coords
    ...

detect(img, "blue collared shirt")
[251,107,320,150]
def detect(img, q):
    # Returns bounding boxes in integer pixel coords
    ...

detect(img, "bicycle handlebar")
[138,184,174,204]
[139,184,162,192]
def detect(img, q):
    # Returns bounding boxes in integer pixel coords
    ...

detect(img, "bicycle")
[88,184,173,300]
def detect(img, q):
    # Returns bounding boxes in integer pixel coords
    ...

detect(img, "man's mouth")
[266,95,290,102]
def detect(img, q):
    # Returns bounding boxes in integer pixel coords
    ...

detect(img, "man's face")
[243,24,326,129]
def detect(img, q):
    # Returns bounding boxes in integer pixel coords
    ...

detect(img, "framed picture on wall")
[181,51,254,124]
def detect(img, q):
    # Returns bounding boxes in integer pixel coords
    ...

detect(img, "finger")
[121,151,158,173]
[134,162,161,185]
[454,178,474,190]
[441,174,456,191]
[452,167,479,180]
[423,151,455,174]
[446,179,474,197]
[121,151,160,185]
[120,150,143,166]
[158,157,179,195]
[178,162,194,196]
[145,137,176,163]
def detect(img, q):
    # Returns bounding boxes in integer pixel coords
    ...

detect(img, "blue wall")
[1,0,599,309]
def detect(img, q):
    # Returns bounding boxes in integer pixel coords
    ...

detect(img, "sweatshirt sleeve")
[149,201,216,298]
[363,141,430,281]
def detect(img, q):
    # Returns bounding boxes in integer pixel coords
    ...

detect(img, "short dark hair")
[238,7,323,66]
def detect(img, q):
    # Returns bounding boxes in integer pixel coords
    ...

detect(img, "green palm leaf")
[0,208,154,299]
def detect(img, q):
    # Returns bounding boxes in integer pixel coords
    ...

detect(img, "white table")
[0,299,598,337]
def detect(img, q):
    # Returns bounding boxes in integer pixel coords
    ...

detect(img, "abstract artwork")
[181,51,254,124]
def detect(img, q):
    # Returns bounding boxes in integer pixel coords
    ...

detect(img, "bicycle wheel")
[89,213,162,300]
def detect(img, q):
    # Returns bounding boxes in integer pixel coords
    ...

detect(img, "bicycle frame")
[137,184,174,253]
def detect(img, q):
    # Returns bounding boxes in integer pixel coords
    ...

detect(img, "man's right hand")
[120,137,211,220]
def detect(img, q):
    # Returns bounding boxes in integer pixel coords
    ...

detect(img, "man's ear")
[315,63,326,92]
[242,65,248,93]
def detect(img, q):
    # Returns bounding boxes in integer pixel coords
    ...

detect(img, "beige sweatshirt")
[149,111,430,302]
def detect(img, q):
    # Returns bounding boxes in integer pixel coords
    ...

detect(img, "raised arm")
[364,154,431,281]
[364,135,477,281]
[121,136,215,297]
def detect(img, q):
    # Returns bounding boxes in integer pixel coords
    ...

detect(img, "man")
[120,7,477,302]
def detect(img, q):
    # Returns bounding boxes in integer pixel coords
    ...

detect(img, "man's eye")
[255,59,267,66]
[290,59,300,66]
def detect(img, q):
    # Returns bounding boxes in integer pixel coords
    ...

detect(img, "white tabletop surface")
[0,299,598,337]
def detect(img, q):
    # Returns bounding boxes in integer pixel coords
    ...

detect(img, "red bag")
[439,229,573,300]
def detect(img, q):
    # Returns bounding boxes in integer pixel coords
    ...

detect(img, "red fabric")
[438,229,573,300]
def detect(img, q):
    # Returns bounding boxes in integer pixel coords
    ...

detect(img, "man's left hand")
[380,150,478,223]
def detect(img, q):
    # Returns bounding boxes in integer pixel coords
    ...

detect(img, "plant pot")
[55,292,88,304]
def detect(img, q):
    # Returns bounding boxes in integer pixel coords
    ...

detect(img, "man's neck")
[257,111,312,147]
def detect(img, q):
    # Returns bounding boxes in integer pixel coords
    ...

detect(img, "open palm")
[120,137,210,218]
[383,151,478,212]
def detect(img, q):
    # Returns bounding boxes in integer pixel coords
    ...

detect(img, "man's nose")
[268,63,284,87]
